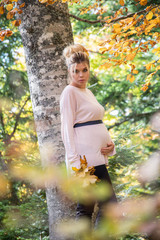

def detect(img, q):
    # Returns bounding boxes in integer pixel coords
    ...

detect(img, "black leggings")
[76,164,117,224]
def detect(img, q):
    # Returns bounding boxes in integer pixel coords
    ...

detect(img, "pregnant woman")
[60,44,117,226]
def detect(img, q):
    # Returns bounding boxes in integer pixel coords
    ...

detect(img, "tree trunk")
[18,1,74,239]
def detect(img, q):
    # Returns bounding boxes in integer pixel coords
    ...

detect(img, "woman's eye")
[75,70,79,73]
[83,68,88,72]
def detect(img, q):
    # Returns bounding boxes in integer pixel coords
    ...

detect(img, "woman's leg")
[94,164,117,227]
[76,164,117,222]
[76,201,95,220]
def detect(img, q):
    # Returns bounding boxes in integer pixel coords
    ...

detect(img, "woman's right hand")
[101,142,114,155]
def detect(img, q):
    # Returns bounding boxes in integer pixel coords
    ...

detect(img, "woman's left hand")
[101,141,114,155]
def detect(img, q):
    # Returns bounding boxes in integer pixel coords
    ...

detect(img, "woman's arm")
[60,89,81,171]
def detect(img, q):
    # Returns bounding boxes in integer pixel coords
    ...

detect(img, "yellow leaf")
[99,47,108,54]
[152,47,160,53]
[145,63,152,70]
[6,4,13,11]
[113,23,121,29]
[123,41,129,47]
[133,70,139,74]
[100,62,112,69]
[39,0,48,3]
[0,6,4,14]
[146,11,153,20]
[129,75,135,83]
[119,0,124,6]
[126,53,136,61]
[72,167,80,172]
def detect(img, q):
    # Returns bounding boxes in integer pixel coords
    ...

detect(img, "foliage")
[1,0,160,88]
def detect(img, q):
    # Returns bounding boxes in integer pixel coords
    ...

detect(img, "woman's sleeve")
[60,89,81,170]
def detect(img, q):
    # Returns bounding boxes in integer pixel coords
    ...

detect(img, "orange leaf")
[145,63,152,70]
[140,0,147,6]
[6,11,14,19]
[6,4,13,11]
[0,32,5,41]
[6,30,13,37]
[126,53,136,61]
[100,62,112,69]
[133,70,139,74]
[0,6,4,14]
[129,75,135,83]
[12,19,21,26]
[119,0,124,6]
[20,2,25,8]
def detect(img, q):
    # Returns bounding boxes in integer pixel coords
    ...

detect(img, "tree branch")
[69,5,158,24]
[69,9,146,24]
[108,108,160,130]
[7,96,30,142]
[69,13,102,24]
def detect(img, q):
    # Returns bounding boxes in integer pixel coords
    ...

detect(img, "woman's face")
[69,61,90,89]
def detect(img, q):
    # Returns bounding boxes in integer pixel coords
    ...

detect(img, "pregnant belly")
[74,123,112,167]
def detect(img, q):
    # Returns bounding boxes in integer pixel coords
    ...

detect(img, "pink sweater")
[60,85,116,172]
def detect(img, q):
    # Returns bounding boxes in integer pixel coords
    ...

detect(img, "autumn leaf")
[126,53,136,61]
[99,62,112,69]
[129,75,135,83]
[145,63,152,70]
[99,47,108,54]
[39,0,48,3]
[0,30,13,41]
[20,3,25,8]
[119,0,124,6]
[133,69,139,74]
[11,19,21,26]
[146,11,153,20]
[6,4,13,11]
[0,6,4,15]
[6,11,14,20]
[72,166,80,172]
[141,83,149,91]
[72,155,98,187]
[140,0,147,6]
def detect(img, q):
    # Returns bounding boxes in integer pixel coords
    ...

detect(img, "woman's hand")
[101,142,114,155]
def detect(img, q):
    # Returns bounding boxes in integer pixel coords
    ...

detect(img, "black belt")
[73,120,103,128]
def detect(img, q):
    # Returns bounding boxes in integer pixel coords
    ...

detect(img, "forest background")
[0,0,160,239]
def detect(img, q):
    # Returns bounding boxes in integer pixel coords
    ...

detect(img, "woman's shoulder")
[60,85,77,103]
[61,85,75,96]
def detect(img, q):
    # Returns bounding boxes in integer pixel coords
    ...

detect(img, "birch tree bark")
[18,1,74,239]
